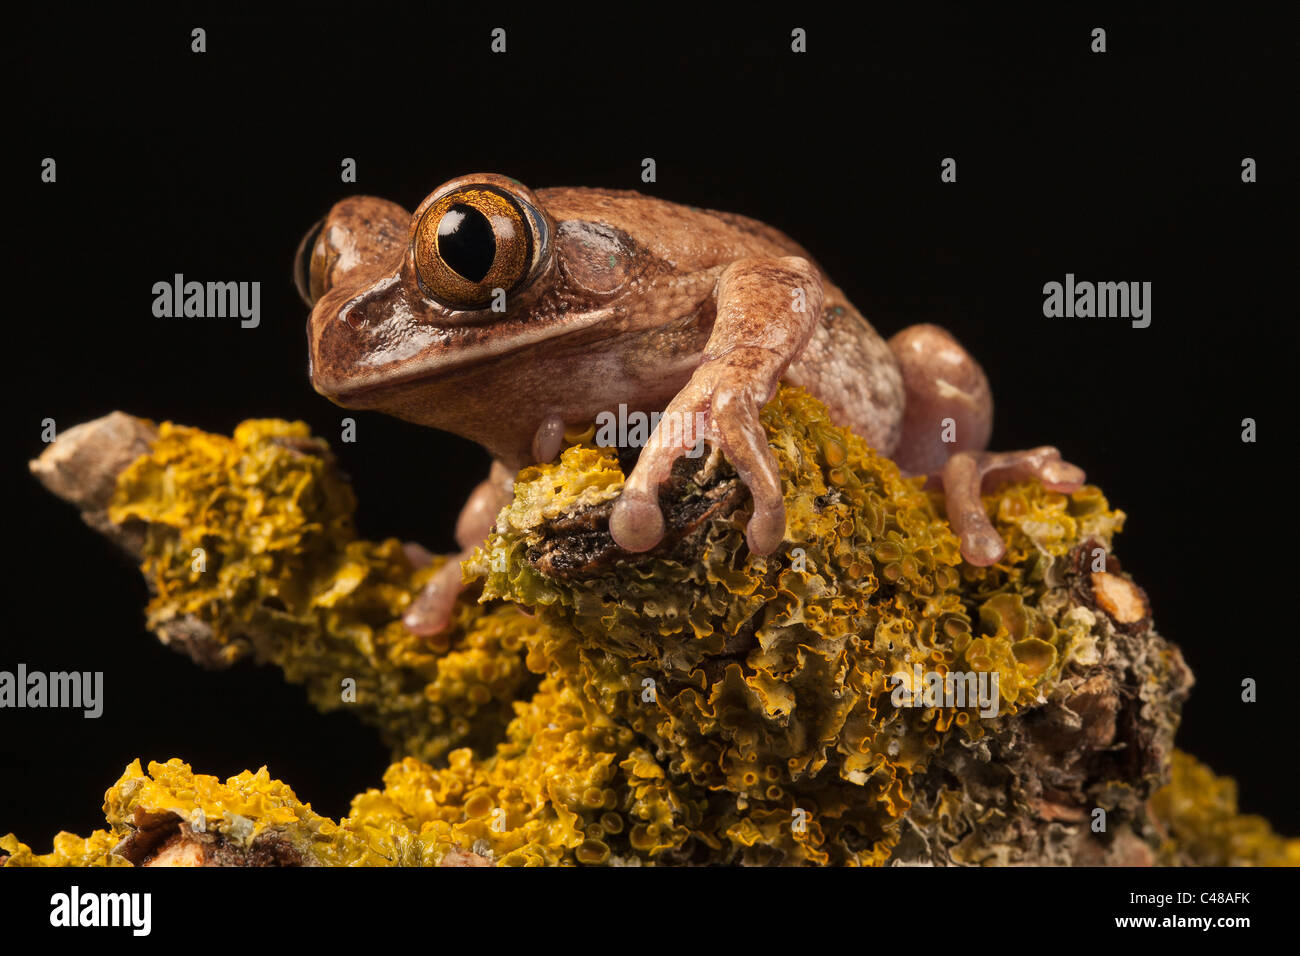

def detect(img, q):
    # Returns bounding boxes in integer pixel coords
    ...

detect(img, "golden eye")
[412,186,539,310]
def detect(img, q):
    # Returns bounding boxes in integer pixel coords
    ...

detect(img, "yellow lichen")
[106,419,535,764]
[5,388,1290,867]
[1150,751,1300,866]
[465,386,1132,863]
[0,830,128,867]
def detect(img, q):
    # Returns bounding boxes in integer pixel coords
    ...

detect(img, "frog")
[297,172,1084,636]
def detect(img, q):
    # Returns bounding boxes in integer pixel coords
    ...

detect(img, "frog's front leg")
[610,256,823,555]
[888,324,1085,567]
[404,461,515,637]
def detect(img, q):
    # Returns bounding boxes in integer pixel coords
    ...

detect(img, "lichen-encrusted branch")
[10,393,1297,866]
[464,388,1205,864]
[0,758,492,867]
[29,413,536,764]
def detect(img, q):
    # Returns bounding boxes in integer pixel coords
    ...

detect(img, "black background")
[6,6,1297,848]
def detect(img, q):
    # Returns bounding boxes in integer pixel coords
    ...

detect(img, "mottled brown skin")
[301,173,1083,635]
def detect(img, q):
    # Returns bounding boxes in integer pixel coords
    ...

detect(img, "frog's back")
[537,186,900,453]
[535,186,821,273]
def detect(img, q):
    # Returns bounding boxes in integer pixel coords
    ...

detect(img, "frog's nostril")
[343,304,368,330]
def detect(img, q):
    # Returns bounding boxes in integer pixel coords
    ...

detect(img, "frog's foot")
[609,351,787,556]
[610,255,823,557]
[403,555,467,637]
[940,446,1085,566]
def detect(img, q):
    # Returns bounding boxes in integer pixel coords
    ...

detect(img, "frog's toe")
[402,541,436,569]
[977,445,1085,493]
[709,382,787,554]
[1032,449,1086,493]
[743,496,787,555]
[610,488,666,552]
[403,560,463,637]
[939,446,1085,566]
[953,519,1008,568]
[612,399,698,552]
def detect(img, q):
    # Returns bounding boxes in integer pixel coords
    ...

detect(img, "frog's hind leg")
[888,324,994,474]
[888,324,1084,567]
[403,461,515,637]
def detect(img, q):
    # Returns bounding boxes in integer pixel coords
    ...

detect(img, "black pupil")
[437,204,495,283]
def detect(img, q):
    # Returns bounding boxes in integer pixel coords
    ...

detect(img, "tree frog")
[298,173,1083,635]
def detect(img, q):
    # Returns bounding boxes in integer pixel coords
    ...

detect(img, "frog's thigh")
[404,461,515,638]
[886,323,993,475]
[785,311,904,454]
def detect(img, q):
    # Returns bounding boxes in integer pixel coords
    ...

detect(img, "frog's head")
[301,173,610,420]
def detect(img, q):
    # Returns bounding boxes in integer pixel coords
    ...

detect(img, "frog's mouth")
[310,302,623,409]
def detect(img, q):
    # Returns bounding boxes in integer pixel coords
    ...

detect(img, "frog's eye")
[412,185,546,310]
[294,217,332,308]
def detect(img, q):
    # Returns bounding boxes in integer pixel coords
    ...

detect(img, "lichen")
[0,830,128,868]
[463,387,1147,863]
[1149,751,1300,866]
[105,419,535,764]
[6,388,1296,866]
[348,674,703,865]
[3,758,449,867]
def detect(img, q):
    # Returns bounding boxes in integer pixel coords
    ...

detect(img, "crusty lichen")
[463,387,1162,863]
[8,743,1293,868]
[6,388,1296,866]
[1149,751,1300,866]
[2,757,451,867]
[104,419,536,764]
[0,829,128,868]
[349,674,704,865]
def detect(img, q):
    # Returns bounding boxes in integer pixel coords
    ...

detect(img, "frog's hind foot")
[403,556,467,637]
[403,461,516,638]
[938,446,1085,566]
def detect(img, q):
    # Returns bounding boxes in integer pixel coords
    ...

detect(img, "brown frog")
[297,173,1083,635]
